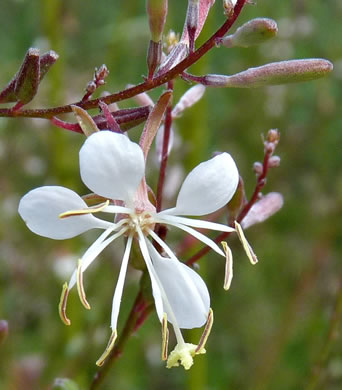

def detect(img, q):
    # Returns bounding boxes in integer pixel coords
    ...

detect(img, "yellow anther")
[161,313,169,361]
[96,329,118,367]
[234,221,258,265]
[77,259,91,310]
[221,241,233,290]
[58,282,71,326]
[195,308,214,354]
[59,200,110,219]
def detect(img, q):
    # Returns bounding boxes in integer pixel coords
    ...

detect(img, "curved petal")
[79,131,145,203]
[18,186,110,240]
[137,228,164,322]
[147,242,210,329]
[111,234,133,330]
[164,153,239,216]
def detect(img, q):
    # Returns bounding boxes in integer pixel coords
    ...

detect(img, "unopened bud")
[268,155,281,167]
[266,128,280,143]
[241,192,284,229]
[220,18,278,48]
[0,320,9,345]
[39,50,59,82]
[186,0,200,51]
[14,47,40,104]
[146,0,168,42]
[223,0,236,17]
[253,162,263,175]
[203,59,333,88]
[0,49,59,104]
[95,64,109,81]
[172,84,206,117]
[86,81,97,94]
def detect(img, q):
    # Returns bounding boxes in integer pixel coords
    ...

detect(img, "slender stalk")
[0,0,247,120]
[156,81,174,212]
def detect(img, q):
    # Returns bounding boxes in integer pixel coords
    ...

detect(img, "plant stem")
[0,0,247,120]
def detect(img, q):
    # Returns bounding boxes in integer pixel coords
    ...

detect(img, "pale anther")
[195,308,214,354]
[96,329,118,367]
[77,259,91,310]
[59,199,110,219]
[234,221,258,265]
[58,282,71,326]
[221,241,233,290]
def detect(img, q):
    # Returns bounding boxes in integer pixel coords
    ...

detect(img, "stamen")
[77,259,91,310]
[161,313,169,361]
[59,200,110,219]
[221,242,233,290]
[234,221,258,265]
[195,308,213,354]
[58,282,71,326]
[96,329,118,367]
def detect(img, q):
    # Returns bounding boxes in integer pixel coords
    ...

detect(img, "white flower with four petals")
[18,130,239,369]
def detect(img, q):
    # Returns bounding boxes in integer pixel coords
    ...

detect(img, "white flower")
[18,131,239,368]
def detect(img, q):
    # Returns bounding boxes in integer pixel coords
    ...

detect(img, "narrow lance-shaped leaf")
[139,90,172,159]
[201,59,333,88]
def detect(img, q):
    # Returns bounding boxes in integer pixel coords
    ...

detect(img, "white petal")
[137,228,164,322]
[79,131,145,202]
[147,241,210,329]
[69,226,128,289]
[155,214,235,232]
[111,234,133,330]
[18,186,110,240]
[160,220,225,256]
[164,153,239,216]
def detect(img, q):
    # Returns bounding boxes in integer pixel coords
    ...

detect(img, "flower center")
[126,210,155,236]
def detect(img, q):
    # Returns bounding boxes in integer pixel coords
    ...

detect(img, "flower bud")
[268,155,281,168]
[241,192,284,229]
[39,50,59,82]
[186,0,200,51]
[203,59,333,88]
[253,162,263,176]
[220,18,278,48]
[14,47,40,104]
[146,0,168,42]
[266,128,280,143]
[172,84,206,117]
[223,0,236,17]
[0,49,59,104]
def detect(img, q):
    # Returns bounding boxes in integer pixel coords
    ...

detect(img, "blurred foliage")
[1,0,342,389]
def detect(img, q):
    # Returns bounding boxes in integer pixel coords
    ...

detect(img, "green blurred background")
[1,0,342,389]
